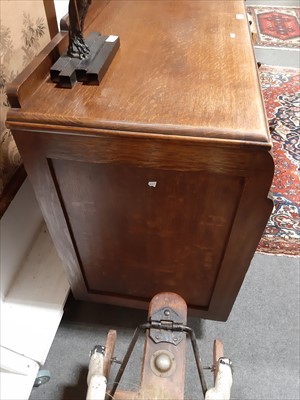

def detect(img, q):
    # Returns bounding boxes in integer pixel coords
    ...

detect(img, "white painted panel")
[0,179,43,301]
[0,347,38,376]
[0,371,39,400]
[1,224,69,364]
[0,348,39,400]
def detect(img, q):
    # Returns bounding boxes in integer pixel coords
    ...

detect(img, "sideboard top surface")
[11,0,271,145]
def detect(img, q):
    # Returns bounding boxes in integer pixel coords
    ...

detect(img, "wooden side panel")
[11,127,273,319]
[49,159,244,307]
[5,0,274,321]
[9,131,88,299]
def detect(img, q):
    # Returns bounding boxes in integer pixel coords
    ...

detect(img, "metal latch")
[149,306,186,346]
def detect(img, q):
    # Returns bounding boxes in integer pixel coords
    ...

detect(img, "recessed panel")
[50,159,244,308]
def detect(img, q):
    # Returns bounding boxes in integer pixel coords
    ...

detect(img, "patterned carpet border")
[247,6,300,49]
[257,65,300,257]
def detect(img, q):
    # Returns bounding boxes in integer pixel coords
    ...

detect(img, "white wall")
[0,179,43,301]
[54,0,69,28]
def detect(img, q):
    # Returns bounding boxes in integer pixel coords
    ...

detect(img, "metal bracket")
[219,357,233,373]
[149,306,185,345]
[111,357,122,365]
[89,345,105,357]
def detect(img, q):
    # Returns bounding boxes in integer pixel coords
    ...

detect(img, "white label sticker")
[236,14,244,20]
[106,35,118,43]
[230,33,236,38]
[148,181,157,188]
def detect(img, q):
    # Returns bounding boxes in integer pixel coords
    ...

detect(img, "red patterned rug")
[247,6,300,48]
[257,66,300,257]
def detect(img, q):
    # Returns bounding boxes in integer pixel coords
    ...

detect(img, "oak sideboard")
[6,0,274,321]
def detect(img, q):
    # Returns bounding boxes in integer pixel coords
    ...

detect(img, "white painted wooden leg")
[205,358,233,400]
[86,346,107,400]
[86,375,107,400]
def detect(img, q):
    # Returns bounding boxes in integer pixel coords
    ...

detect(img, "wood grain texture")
[0,165,26,218]
[138,293,187,399]
[213,340,224,383]
[103,330,117,378]
[43,0,58,39]
[6,32,68,108]
[113,294,187,399]
[7,0,274,320]
[49,159,243,307]
[11,125,273,318]
[7,0,270,144]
